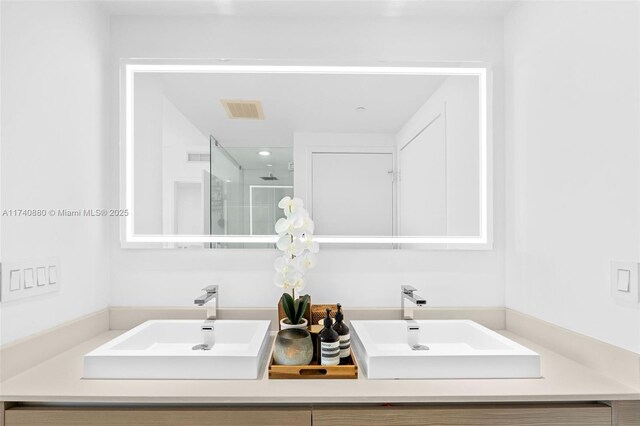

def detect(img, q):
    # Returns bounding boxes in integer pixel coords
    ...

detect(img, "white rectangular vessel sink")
[84,320,271,380]
[351,320,540,379]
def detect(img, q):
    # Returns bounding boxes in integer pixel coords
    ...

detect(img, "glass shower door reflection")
[249,186,294,235]
[208,137,244,244]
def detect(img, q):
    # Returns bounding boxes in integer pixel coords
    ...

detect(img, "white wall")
[505,1,640,353]
[109,15,506,309]
[0,1,110,344]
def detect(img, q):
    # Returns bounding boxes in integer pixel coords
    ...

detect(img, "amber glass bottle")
[318,308,339,366]
[332,304,351,365]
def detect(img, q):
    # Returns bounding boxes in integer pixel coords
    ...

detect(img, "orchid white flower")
[299,252,317,270]
[277,196,304,217]
[273,269,306,292]
[303,236,319,253]
[287,255,303,272]
[273,196,318,296]
[274,269,296,289]
[274,255,294,275]
[273,272,288,289]
[276,235,304,257]
[292,276,306,291]
[274,215,304,236]
[277,196,293,209]
[299,210,315,234]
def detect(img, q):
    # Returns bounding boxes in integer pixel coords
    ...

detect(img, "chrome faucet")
[401,285,426,320]
[192,285,218,351]
[195,285,219,319]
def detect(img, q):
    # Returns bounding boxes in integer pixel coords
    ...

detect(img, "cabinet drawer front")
[5,407,311,426]
[313,403,611,426]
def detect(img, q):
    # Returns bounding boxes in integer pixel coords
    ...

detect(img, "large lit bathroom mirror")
[121,62,491,249]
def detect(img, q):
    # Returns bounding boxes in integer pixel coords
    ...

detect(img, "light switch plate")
[9,270,21,292]
[611,261,639,307]
[36,267,47,286]
[617,269,631,292]
[1,257,61,302]
[49,265,58,284]
[24,268,34,288]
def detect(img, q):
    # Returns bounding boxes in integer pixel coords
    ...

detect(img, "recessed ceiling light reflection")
[258,150,271,156]
[266,164,273,167]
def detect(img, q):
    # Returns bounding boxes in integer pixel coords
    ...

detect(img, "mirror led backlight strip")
[123,64,489,246]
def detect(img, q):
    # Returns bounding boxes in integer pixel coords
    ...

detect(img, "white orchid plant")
[273,196,319,297]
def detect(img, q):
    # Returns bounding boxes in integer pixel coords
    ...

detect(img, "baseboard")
[0,309,109,382]
[505,309,640,390]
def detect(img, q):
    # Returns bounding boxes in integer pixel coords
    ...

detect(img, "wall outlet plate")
[611,261,639,307]
[0,257,61,302]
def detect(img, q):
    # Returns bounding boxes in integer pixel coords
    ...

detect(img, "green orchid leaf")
[281,293,295,324]
[294,294,310,325]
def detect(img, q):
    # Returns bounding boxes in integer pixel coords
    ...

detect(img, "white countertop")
[1,329,638,404]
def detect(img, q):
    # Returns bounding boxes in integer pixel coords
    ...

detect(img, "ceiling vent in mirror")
[221,99,265,120]
[187,153,210,162]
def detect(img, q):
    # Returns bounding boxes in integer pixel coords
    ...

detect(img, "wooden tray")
[268,351,358,380]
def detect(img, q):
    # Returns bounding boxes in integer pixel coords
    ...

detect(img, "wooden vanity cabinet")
[3,401,639,426]
[313,403,613,426]
[2,406,312,426]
